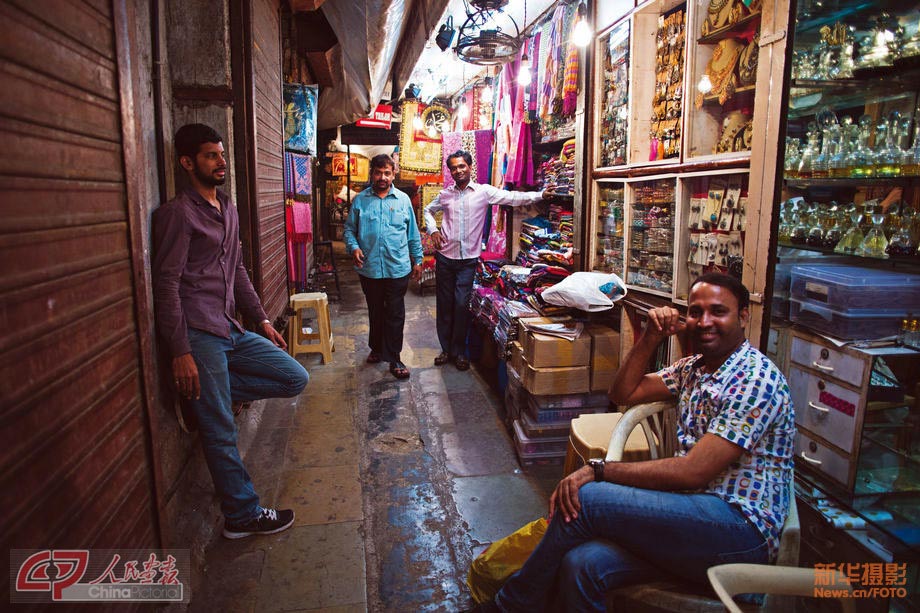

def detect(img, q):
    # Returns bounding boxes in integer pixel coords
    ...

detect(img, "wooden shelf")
[697,12,761,44]
[785,177,916,188]
[699,85,756,106]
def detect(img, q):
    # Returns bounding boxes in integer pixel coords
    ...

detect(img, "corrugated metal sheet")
[0,0,158,586]
[251,0,288,321]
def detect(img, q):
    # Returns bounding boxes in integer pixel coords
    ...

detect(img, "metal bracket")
[760,29,787,46]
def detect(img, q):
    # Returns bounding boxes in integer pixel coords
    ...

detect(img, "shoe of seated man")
[222,507,295,539]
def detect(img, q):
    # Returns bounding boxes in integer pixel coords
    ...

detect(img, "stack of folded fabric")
[517,213,574,268]
[468,286,505,329]
[475,258,506,288]
[494,300,541,359]
[548,139,577,195]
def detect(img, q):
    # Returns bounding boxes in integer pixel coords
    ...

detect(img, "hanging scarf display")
[562,43,579,116]
[539,6,565,120]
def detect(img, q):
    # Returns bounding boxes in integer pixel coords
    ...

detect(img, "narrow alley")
[189,246,558,612]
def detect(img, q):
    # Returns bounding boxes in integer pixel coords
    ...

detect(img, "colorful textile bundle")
[517,214,574,268]
[475,258,507,288]
[284,152,312,197]
[562,44,579,116]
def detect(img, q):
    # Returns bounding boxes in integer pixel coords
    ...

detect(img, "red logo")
[16,550,89,600]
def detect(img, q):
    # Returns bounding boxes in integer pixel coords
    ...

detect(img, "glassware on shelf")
[806,202,827,247]
[887,205,916,256]
[829,116,851,177]
[855,16,897,70]
[784,137,802,178]
[856,202,889,258]
[849,115,876,178]
[875,112,902,177]
[812,111,839,179]
[778,201,793,243]
[904,121,920,177]
[823,203,845,249]
[835,203,865,254]
[798,122,821,178]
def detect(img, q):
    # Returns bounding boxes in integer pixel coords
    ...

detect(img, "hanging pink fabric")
[290,201,313,243]
[504,41,534,186]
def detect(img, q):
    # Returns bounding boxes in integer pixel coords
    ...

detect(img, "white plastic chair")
[707,564,856,613]
[604,401,800,612]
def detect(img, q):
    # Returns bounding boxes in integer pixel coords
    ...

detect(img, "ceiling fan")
[455,0,522,66]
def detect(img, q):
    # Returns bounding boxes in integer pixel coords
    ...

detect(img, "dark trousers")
[359,273,410,364]
[435,252,478,357]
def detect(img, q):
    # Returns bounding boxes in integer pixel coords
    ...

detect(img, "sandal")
[434,351,452,366]
[454,356,470,371]
[366,352,381,364]
[389,361,410,379]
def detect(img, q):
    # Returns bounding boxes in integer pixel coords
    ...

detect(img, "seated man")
[475,272,795,612]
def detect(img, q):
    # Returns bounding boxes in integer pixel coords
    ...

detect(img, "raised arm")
[608,306,682,406]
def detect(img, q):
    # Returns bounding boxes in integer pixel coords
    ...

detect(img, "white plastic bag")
[541,272,627,312]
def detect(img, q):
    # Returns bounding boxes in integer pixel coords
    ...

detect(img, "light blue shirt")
[343,185,423,279]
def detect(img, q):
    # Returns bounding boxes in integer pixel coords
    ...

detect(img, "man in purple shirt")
[423,150,549,370]
[152,124,308,539]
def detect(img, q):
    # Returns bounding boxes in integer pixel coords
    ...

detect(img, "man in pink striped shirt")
[423,150,550,370]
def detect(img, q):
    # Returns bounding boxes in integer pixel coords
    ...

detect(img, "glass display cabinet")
[764,2,920,609]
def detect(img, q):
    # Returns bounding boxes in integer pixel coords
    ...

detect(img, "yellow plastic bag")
[467,517,548,604]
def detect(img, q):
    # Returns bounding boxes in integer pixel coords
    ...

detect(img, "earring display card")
[599,21,631,167]
[628,179,675,293]
[595,184,625,275]
[684,173,749,297]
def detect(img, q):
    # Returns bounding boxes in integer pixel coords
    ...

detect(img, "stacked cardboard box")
[508,318,620,467]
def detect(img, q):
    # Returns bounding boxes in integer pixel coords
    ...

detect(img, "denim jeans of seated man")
[186,327,309,522]
[495,482,769,613]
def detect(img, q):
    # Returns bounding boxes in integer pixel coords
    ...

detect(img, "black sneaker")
[222,507,295,539]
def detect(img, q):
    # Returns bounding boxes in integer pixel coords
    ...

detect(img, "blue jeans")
[435,253,478,357]
[496,482,769,613]
[186,326,309,521]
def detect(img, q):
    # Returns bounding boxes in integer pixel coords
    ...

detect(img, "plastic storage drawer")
[513,419,569,455]
[519,409,572,439]
[790,265,920,311]
[789,298,905,340]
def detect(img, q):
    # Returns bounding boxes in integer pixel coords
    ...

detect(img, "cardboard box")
[518,319,590,368]
[586,324,620,392]
[519,361,590,395]
[510,341,525,376]
[516,316,572,340]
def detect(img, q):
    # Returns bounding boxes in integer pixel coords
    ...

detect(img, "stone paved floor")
[188,246,558,612]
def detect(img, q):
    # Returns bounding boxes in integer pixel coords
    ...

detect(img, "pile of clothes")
[517,214,574,267]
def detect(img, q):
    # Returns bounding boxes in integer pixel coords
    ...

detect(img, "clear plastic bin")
[528,391,610,411]
[513,419,570,455]
[790,265,920,312]
[789,298,905,340]
[519,409,572,439]
[524,400,607,424]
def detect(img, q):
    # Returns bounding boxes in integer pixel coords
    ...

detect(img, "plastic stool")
[288,292,334,364]
[563,412,652,475]
[312,240,341,301]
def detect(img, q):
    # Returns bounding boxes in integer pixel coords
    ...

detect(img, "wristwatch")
[588,458,605,482]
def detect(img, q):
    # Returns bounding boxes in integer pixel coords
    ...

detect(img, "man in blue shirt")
[343,154,423,379]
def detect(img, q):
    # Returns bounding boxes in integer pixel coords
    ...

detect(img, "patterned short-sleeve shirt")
[657,340,795,559]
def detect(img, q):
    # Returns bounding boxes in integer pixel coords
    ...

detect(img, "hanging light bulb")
[459,96,470,118]
[413,114,423,130]
[572,3,592,47]
[481,76,493,102]
[517,54,532,86]
[697,73,713,94]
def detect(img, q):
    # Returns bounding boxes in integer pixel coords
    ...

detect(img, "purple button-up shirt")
[152,188,267,357]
